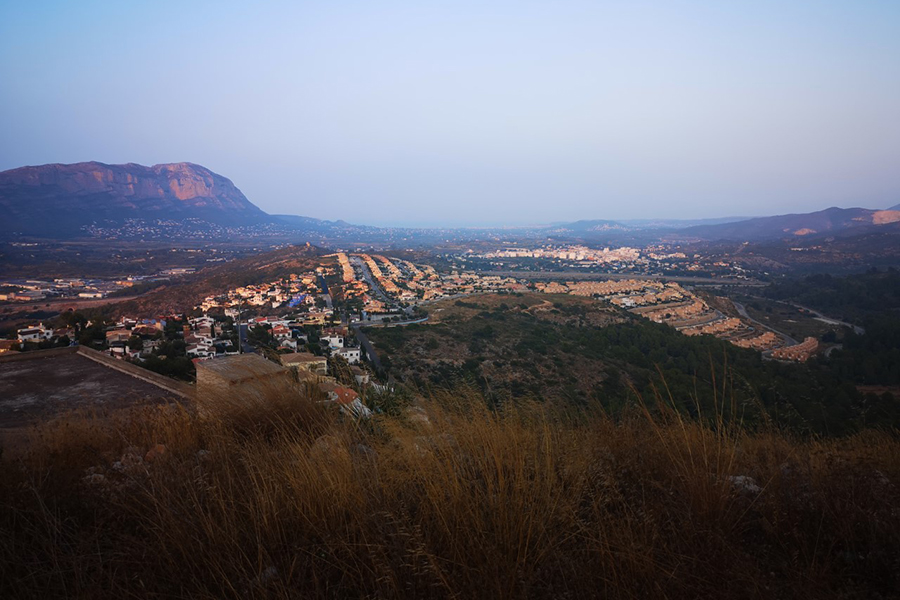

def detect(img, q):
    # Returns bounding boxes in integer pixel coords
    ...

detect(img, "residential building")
[335,347,361,364]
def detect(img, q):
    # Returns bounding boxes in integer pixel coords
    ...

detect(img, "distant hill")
[273,214,383,236]
[619,216,750,229]
[544,217,753,242]
[0,161,271,238]
[679,206,900,241]
[889,203,900,211]
[546,219,632,233]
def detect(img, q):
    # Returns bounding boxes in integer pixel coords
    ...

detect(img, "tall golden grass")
[1,381,899,599]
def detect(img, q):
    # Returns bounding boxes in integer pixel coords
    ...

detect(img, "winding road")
[740,294,866,336]
[790,303,865,336]
[731,300,799,346]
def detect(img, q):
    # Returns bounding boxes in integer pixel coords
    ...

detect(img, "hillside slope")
[108,243,326,316]
[680,206,900,241]
[0,161,270,237]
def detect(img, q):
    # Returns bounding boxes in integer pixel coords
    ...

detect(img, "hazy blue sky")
[2,1,898,226]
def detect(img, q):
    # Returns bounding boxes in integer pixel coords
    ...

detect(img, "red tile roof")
[332,387,359,404]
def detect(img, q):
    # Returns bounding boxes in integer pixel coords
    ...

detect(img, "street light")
[237,296,243,354]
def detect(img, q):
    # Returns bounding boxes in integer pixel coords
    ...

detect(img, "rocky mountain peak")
[0,161,271,237]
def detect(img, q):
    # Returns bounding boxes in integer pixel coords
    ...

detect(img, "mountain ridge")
[0,161,270,237]
[676,206,900,241]
[3,161,899,244]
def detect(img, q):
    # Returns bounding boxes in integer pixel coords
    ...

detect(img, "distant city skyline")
[2,1,898,227]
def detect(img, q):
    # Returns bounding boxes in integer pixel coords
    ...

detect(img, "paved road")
[732,300,799,346]
[351,256,393,305]
[386,316,429,327]
[354,316,430,327]
[352,325,381,370]
[742,294,866,336]
[238,323,256,354]
[824,344,843,358]
[316,275,334,309]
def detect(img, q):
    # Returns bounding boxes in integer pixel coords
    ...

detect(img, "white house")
[191,315,215,329]
[272,325,292,340]
[17,323,53,343]
[335,347,361,364]
[110,346,141,360]
[278,338,299,351]
[321,334,344,349]
[186,343,216,359]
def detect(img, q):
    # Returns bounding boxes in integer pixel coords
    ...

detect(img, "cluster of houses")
[16,323,63,343]
[478,245,642,264]
[772,337,820,362]
[244,317,362,365]
[530,278,814,359]
[458,243,750,279]
[280,350,373,418]
[732,331,779,350]
[181,315,236,359]
[330,252,528,315]
[197,270,324,313]
[8,323,77,352]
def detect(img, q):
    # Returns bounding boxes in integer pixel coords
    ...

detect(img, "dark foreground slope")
[367,292,899,435]
[1,386,898,599]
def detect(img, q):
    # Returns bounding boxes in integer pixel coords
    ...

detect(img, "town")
[530,278,819,361]
[3,247,822,383]
[445,243,756,280]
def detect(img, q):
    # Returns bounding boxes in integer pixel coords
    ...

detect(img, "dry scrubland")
[1,382,899,599]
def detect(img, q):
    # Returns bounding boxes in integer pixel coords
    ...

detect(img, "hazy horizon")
[2,1,898,226]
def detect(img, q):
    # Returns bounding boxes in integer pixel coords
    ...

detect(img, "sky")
[1,1,899,227]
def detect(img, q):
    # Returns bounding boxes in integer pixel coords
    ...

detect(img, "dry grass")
[1,383,899,599]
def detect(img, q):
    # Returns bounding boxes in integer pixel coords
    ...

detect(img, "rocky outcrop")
[0,161,270,237]
[872,210,900,225]
[679,206,899,242]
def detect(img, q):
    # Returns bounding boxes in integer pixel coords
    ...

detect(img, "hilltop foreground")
[1,384,898,599]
